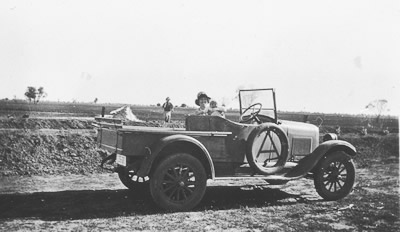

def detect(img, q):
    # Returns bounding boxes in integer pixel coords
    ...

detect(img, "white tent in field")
[110,105,143,122]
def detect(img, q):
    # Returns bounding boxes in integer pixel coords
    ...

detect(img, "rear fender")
[284,140,356,178]
[136,134,215,179]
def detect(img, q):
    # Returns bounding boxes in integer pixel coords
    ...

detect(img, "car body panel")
[135,134,216,179]
[279,120,319,161]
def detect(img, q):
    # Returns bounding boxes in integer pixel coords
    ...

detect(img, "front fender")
[136,134,215,179]
[284,140,356,178]
[317,140,357,157]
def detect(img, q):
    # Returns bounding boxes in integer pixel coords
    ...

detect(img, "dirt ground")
[0,163,398,231]
[0,117,398,231]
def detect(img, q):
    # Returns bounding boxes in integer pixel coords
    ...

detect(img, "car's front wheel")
[314,151,355,201]
[150,153,207,211]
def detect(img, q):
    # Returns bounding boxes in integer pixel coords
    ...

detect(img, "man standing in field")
[162,97,174,123]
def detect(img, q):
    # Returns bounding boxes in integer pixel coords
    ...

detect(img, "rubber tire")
[246,123,289,175]
[150,153,207,211]
[118,168,149,192]
[314,151,355,201]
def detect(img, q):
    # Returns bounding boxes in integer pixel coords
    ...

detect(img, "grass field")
[0,100,398,134]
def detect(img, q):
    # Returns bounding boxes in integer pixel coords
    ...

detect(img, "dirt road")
[0,163,398,231]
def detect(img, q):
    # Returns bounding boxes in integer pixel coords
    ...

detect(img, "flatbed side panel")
[98,128,123,154]
[117,128,231,157]
[196,136,230,162]
[119,127,232,137]
[122,132,165,156]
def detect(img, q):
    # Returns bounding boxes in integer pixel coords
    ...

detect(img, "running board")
[234,162,298,175]
[231,161,311,181]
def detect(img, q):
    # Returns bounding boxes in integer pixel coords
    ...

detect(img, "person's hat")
[166,97,170,101]
[209,99,217,105]
[195,91,211,106]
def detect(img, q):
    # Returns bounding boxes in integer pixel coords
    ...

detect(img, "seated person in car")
[194,92,226,117]
[194,91,211,116]
[208,99,226,118]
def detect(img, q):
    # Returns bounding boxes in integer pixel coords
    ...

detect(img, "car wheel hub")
[178,181,185,187]
[328,169,340,180]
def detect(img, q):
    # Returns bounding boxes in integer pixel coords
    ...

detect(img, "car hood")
[279,120,319,138]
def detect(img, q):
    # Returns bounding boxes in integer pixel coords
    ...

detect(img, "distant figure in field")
[208,99,226,118]
[335,126,341,136]
[162,97,174,123]
[361,126,368,136]
[383,127,390,135]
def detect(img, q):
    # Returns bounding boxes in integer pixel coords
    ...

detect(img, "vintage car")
[96,88,356,211]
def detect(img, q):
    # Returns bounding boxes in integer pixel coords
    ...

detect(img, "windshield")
[239,88,277,120]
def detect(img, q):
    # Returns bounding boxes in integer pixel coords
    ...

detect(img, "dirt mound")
[110,105,143,122]
[0,130,105,176]
[0,118,94,130]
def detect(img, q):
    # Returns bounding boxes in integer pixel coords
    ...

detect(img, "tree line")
[25,86,47,104]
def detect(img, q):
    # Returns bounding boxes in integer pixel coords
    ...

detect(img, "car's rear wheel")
[150,153,207,211]
[118,168,149,192]
[246,123,289,175]
[314,151,355,201]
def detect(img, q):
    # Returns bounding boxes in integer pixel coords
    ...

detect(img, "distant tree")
[94,98,98,104]
[180,103,187,107]
[25,86,37,103]
[365,99,389,127]
[157,103,161,107]
[36,87,47,103]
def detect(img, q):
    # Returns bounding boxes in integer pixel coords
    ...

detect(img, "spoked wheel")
[150,153,207,211]
[246,123,289,175]
[314,151,355,201]
[118,168,149,192]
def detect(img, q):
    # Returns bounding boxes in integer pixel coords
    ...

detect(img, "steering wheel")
[239,103,262,124]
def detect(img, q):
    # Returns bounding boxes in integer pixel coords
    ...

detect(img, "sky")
[1,0,399,115]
